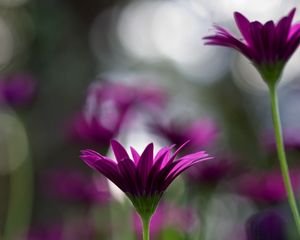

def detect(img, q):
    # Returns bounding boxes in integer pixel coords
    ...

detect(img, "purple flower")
[24,218,96,240]
[187,158,232,185]
[0,74,36,107]
[246,210,287,240]
[80,140,210,216]
[67,113,125,148]
[133,202,198,239]
[150,119,218,151]
[86,81,166,118]
[44,170,110,205]
[25,225,62,240]
[237,169,300,203]
[203,8,300,84]
[67,82,166,147]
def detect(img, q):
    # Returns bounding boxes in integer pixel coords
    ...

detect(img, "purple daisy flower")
[203,8,300,85]
[80,140,210,217]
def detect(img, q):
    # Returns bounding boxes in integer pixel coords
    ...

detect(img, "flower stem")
[141,214,151,240]
[269,85,300,235]
[3,155,34,240]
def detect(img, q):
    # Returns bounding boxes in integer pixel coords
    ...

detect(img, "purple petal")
[203,25,254,59]
[276,8,296,42]
[130,147,140,165]
[283,27,300,60]
[118,158,139,195]
[146,149,170,194]
[162,141,190,168]
[261,21,276,62]
[81,155,125,192]
[162,155,212,191]
[111,140,130,162]
[276,8,296,53]
[137,143,154,188]
[234,12,252,45]
[288,22,300,40]
[154,145,174,163]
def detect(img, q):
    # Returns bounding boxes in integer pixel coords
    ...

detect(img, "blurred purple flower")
[80,140,211,216]
[86,81,166,118]
[44,170,110,204]
[25,225,62,240]
[237,169,300,203]
[187,158,232,185]
[67,82,166,147]
[150,119,218,151]
[67,113,126,148]
[203,8,300,84]
[246,210,287,240]
[0,74,36,107]
[263,130,300,152]
[133,202,198,239]
[25,218,96,240]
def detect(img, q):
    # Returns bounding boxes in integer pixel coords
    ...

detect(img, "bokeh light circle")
[0,111,28,174]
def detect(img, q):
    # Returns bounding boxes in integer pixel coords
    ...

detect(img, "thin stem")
[269,85,300,236]
[3,155,34,240]
[141,214,151,240]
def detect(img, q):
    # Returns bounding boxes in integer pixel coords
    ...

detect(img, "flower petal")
[130,146,140,165]
[234,12,252,45]
[137,143,154,189]
[276,8,296,43]
[111,139,130,162]
[118,158,139,195]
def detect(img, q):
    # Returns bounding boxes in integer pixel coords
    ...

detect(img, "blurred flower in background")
[24,217,96,240]
[149,118,219,152]
[237,169,300,203]
[0,74,36,108]
[186,157,234,187]
[246,210,287,240]
[44,170,110,205]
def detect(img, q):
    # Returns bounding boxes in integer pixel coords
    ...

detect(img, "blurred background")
[1,0,300,239]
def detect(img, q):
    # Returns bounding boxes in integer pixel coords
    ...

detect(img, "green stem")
[269,85,300,236]
[141,214,151,240]
[3,155,34,240]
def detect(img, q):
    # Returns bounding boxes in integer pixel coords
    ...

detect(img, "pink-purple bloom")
[44,170,110,204]
[67,81,166,147]
[203,8,300,84]
[0,74,36,107]
[246,210,287,240]
[80,140,210,216]
[24,218,96,240]
[86,81,166,118]
[237,169,300,203]
[187,158,233,185]
[67,112,126,148]
[150,119,218,151]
